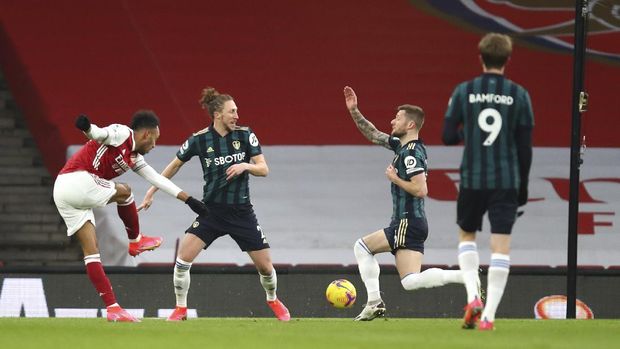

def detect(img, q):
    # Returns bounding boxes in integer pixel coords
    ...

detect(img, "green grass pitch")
[1,318,619,349]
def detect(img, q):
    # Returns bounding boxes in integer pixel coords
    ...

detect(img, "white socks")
[481,253,510,322]
[173,258,192,307]
[354,239,381,303]
[401,268,463,291]
[259,269,278,301]
[174,258,280,305]
[458,242,480,302]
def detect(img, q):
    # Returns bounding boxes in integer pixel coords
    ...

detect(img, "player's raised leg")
[353,230,390,321]
[167,233,205,321]
[248,248,290,321]
[111,183,163,256]
[398,250,464,290]
[76,222,139,322]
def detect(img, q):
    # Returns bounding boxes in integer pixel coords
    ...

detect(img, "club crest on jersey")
[232,140,241,150]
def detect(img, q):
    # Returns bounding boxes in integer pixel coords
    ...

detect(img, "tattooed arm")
[343,86,390,149]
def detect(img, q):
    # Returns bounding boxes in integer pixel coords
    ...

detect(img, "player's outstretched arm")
[135,162,207,216]
[75,114,133,146]
[138,157,185,211]
[76,114,107,141]
[343,86,390,149]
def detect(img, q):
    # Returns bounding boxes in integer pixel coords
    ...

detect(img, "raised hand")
[137,193,154,212]
[344,86,358,111]
[75,114,91,132]
[344,86,390,149]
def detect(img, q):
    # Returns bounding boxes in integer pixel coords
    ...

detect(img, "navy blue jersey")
[445,73,534,189]
[388,137,427,220]
[176,125,262,204]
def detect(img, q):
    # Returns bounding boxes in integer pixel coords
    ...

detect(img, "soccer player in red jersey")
[53,110,207,322]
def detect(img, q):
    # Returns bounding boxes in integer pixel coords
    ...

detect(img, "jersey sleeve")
[388,137,401,152]
[402,147,427,180]
[518,89,535,128]
[246,128,262,157]
[176,135,198,162]
[131,154,148,172]
[87,124,132,147]
[444,84,464,123]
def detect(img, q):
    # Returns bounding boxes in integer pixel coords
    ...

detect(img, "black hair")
[130,110,160,130]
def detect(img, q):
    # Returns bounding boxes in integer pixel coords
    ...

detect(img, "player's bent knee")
[257,266,273,276]
[118,182,132,195]
[400,273,418,291]
[113,183,132,202]
[354,238,371,257]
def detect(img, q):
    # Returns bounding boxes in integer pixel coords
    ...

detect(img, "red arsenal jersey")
[59,124,138,180]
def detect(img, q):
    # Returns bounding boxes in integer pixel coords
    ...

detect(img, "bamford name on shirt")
[468,93,514,105]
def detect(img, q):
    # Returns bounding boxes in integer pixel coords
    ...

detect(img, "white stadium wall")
[66,145,620,268]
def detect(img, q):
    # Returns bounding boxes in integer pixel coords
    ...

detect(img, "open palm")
[343,86,358,111]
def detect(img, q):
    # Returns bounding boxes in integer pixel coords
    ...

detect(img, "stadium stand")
[0,71,81,266]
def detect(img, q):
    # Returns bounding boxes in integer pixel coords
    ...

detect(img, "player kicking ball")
[53,111,207,322]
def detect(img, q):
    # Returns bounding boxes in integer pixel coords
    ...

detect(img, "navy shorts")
[457,188,518,234]
[383,217,428,254]
[186,203,269,252]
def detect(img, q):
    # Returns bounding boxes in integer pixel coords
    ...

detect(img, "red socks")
[84,255,117,307]
[117,194,140,240]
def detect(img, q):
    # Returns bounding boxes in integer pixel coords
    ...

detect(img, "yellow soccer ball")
[325,279,357,308]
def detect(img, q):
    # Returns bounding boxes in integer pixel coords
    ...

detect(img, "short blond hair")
[479,33,512,69]
[398,104,425,131]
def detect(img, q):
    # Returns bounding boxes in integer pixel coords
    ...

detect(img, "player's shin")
[173,258,192,307]
[458,242,480,302]
[401,268,463,290]
[259,269,277,301]
[480,254,510,322]
[117,193,140,240]
[84,254,117,307]
[354,239,381,303]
